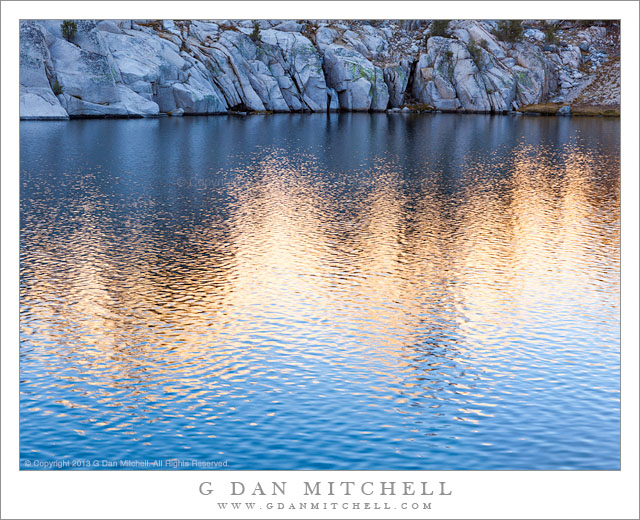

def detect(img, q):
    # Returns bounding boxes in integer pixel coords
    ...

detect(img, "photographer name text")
[199,480,452,497]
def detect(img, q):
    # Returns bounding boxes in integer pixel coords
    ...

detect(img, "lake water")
[20,114,620,470]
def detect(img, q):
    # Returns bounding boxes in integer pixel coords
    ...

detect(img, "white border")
[2,2,638,519]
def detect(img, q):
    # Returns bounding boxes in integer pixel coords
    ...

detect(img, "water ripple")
[20,114,619,469]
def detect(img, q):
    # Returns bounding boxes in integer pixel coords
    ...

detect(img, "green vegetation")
[467,41,483,69]
[249,22,261,43]
[61,20,77,41]
[574,20,617,32]
[543,23,558,44]
[51,79,64,96]
[514,69,533,88]
[430,20,450,37]
[491,20,523,42]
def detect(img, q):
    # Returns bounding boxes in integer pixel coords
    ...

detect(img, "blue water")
[20,113,620,470]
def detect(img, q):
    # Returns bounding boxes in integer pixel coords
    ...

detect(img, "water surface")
[20,114,620,469]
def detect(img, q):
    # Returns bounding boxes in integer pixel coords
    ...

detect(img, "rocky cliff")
[19,19,620,119]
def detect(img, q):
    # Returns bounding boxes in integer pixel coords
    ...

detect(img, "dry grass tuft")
[518,102,619,117]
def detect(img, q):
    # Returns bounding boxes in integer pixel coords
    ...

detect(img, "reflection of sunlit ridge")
[225,151,333,325]
[449,142,620,368]
[344,159,415,349]
[19,116,622,469]
[20,141,620,375]
[23,186,119,350]
[21,204,253,414]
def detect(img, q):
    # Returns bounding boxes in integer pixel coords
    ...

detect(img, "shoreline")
[20,20,620,121]
[19,106,621,121]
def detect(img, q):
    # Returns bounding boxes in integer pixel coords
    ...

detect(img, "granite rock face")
[412,22,556,112]
[19,21,68,119]
[19,19,615,118]
[323,44,388,111]
[384,59,411,108]
[258,29,328,111]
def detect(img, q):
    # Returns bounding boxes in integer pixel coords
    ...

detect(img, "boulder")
[412,41,461,111]
[342,30,371,57]
[323,44,389,111]
[510,43,558,104]
[19,21,68,119]
[481,63,516,112]
[559,45,582,69]
[58,93,129,117]
[272,21,303,32]
[20,91,69,120]
[451,28,471,43]
[412,38,473,111]
[512,66,541,106]
[156,80,227,114]
[359,25,388,59]
[587,26,607,40]
[49,38,120,105]
[315,26,338,51]
[96,20,123,34]
[117,84,159,115]
[523,28,545,42]
[451,51,492,112]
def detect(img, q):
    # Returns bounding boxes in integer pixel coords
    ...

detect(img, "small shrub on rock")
[61,20,77,41]
[543,23,558,44]
[467,41,483,69]
[492,20,523,42]
[430,20,450,37]
[51,79,63,96]
[249,22,261,42]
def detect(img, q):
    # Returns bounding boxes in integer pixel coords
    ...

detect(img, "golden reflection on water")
[20,119,620,468]
[22,143,620,373]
